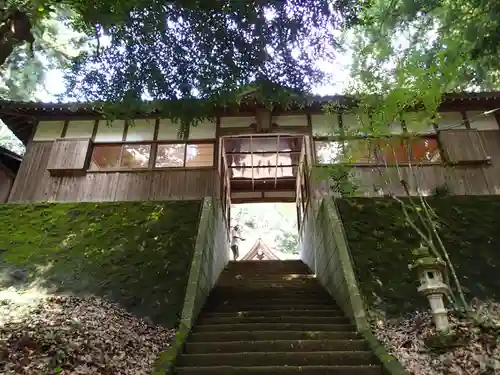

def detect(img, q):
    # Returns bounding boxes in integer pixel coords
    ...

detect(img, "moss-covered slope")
[337,196,500,317]
[0,201,202,327]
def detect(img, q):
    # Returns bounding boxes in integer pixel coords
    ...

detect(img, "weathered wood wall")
[312,130,500,197]
[8,142,217,203]
[0,163,14,203]
[47,139,92,174]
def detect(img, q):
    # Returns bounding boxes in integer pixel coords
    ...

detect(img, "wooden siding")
[312,130,500,197]
[9,142,216,203]
[439,129,489,163]
[47,138,92,175]
[0,163,14,203]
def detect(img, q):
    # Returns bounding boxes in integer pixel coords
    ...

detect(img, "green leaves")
[349,0,500,103]
[62,0,362,103]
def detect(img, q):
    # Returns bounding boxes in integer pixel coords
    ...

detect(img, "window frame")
[313,134,443,167]
[88,140,216,172]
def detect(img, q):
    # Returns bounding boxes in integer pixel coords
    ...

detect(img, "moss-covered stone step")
[217,276,318,284]
[197,316,350,325]
[193,323,354,333]
[205,297,335,307]
[173,259,382,375]
[219,273,315,280]
[175,365,382,374]
[205,304,337,312]
[211,283,326,297]
[209,289,331,298]
[185,339,368,354]
[188,331,359,343]
[177,351,375,367]
[219,273,312,278]
[224,260,310,270]
[200,309,345,318]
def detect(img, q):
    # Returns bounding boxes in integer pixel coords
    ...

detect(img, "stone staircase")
[175,260,382,374]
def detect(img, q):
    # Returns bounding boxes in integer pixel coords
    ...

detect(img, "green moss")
[337,196,500,317]
[0,201,202,327]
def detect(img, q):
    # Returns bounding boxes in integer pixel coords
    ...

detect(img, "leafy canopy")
[64,0,363,102]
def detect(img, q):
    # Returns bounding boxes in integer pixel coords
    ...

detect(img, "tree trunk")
[0,10,35,66]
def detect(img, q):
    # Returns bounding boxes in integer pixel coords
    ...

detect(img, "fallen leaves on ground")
[0,288,175,375]
[373,300,500,375]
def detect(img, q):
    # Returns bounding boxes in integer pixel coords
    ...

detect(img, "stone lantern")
[410,243,450,332]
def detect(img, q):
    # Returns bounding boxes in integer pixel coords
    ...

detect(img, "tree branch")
[0,10,35,66]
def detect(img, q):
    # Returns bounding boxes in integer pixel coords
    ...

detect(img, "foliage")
[337,196,500,317]
[0,121,24,155]
[1,1,364,102]
[63,0,363,100]
[274,229,299,255]
[0,200,201,327]
[0,6,88,100]
[348,0,500,93]
[232,203,299,255]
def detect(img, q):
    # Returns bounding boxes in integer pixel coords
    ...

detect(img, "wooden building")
[1,91,500,226]
[240,239,280,261]
[0,146,22,203]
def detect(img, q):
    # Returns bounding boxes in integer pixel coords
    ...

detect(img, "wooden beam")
[274,135,280,189]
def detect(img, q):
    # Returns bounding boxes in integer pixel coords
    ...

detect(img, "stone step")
[209,288,328,297]
[214,283,320,290]
[197,316,350,325]
[200,309,345,318]
[220,273,313,279]
[218,278,312,284]
[225,260,308,268]
[184,339,367,354]
[214,284,321,291]
[173,260,382,375]
[175,365,382,375]
[220,271,313,278]
[205,298,334,307]
[193,323,354,333]
[177,351,375,367]
[204,304,337,312]
[208,289,332,299]
[188,331,359,343]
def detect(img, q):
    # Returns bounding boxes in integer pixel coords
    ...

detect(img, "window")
[375,138,409,164]
[408,138,441,163]
[156,144,185,167]
[89,142,214,171]
[121,144,151,168]
[315,141,343,164]
[185,144,214,167]
[314,137,441,165]
[344,139,378,164]
[91,145,122,169]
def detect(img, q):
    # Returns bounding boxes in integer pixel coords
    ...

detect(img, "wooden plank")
[54,176,81,201]
[9,142,53,202]
[439,129,489,163]
[0,164,13,203]
[79,173,119,201]
[478,131,500,194]
[184,169,214,198]
[444,166,489,195]
[115,172,152,201]
[47,139,91,175]
[150,170,186,200]
[401,165,446,196]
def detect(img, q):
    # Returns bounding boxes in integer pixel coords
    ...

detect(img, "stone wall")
[337,196,500,317]
[0,200,201,327]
